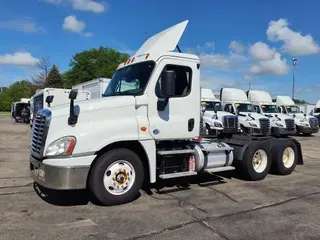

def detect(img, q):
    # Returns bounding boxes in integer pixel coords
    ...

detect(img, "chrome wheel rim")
[103,160,136,195]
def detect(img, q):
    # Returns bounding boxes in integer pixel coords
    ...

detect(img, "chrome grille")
[285,119,295,130]
[309,118,319,129]
[259,118,270,135]
[30,109,51,157]
[223,116,238,129]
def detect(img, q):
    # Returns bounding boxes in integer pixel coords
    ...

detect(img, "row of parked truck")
[201,88,319,138]
[28,20,317,206]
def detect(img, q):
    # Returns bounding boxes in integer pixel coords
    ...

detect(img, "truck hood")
[237,112,268,120]
[49,96,135,118]
[264,113,291,120]
[204,110,236,120]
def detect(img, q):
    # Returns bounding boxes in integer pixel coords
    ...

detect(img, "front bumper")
[222,128,239,134]
[296,125,318,134]
[271,127,296,136]
[30,155,96,190]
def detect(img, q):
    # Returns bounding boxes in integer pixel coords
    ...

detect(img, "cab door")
[147,58,200,140]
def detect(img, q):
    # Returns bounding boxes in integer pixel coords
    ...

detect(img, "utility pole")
[292,57,298,100]
[248,81,251,91]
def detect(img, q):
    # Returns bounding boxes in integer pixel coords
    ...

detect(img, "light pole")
[292,57,298,100]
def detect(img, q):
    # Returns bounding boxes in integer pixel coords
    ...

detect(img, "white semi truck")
[276,96,319,136]
[11,98,31,123]
[247,90,296,137]
[221,88,271,136]
[201,88,239,137]
[30,88,91,126]
[29,20,303,206]
[312,100,320,126]
[72,78,111,99]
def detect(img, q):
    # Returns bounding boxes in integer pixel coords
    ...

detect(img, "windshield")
[235,103,255,112]
[103,61,155,97]
[203,101,222,111]
[286,105,300,114]
[315,108,320,113]
[261,104,279,113]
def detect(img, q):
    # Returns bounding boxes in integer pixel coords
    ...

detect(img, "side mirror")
[293,114,296,118]
[214,108,217,114]
[304,113,306,117]
[46,95,54,105]
[160,70,175,98]
[69,89,78,100]
[301,111,303,113]
[275,114,278,118]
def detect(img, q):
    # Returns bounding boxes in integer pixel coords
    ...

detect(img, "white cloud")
[41,0,106,13]
[0,52,39,66]
[0,19,45,33]
[62,15,93,37]
[201,76,238,92]
[248,42,289,76]
[72,0,105,13]
[229,41,245,53]
[200,52,246,69]
[267,18,320,56]
[244,75,253,81]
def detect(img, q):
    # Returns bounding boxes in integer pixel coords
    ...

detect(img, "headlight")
[214,122,223,127]
[46,136,76,156]
[275,122,284,127]
[249,122,258,127]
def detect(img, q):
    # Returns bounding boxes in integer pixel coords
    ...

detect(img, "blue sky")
[0,0,320,103]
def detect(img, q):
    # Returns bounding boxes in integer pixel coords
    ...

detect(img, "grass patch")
[0,112,10,115]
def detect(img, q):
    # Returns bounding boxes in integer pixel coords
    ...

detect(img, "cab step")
[204,166,235,174]
[157,149,195,155]
[159,171,197,179]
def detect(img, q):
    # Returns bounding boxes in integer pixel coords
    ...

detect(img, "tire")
[88,148,144,206]
[240,141,271,181]
[272,140,298,175]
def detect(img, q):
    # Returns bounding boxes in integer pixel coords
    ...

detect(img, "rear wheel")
[272,140,298,175]
[88,148,144,206]
[240,141,271,180]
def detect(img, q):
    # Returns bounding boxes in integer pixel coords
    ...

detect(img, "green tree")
[47,64,63,88]
[0,80,36,111]
[63,46,129,88]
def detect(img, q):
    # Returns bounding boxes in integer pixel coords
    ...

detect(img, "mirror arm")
[157,98,169,111]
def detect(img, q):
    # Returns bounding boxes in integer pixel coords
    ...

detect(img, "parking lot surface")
[1,115,320,240]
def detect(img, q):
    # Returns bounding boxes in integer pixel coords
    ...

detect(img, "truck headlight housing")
[249,122,258,127]
[46,136,76,156]
[214,122,223,127]
[275,122,284,127]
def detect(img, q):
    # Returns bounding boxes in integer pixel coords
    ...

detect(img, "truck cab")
[276,96,319,136]
[221,88,270,136]
[201,88,238,137]
[247,90,296,137]
[29,20,303,206]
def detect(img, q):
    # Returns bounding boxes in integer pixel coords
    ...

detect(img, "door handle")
[188,118,195,132]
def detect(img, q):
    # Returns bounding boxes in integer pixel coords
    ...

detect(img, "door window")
[155,65,192,97]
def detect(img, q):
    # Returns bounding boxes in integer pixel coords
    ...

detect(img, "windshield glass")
[235,103,255,112]
[261,104,279,113]
[103,61,155,97]
[315,108,320,113]
[286,105,300,113]
[203,101,222,111]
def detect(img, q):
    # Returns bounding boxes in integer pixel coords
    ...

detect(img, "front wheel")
[240,141,271,181]
[88,148,144,206]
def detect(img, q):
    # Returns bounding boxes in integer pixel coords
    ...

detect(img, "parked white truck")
[312,100,320,125]
[72,78,111,99]
[29,20,303,206]
[221,88,271,136]
[201,88,239,136]
[11,98,31,123]
[30,88,91,126]
[247,90,296,137]
[276,96,319,136]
